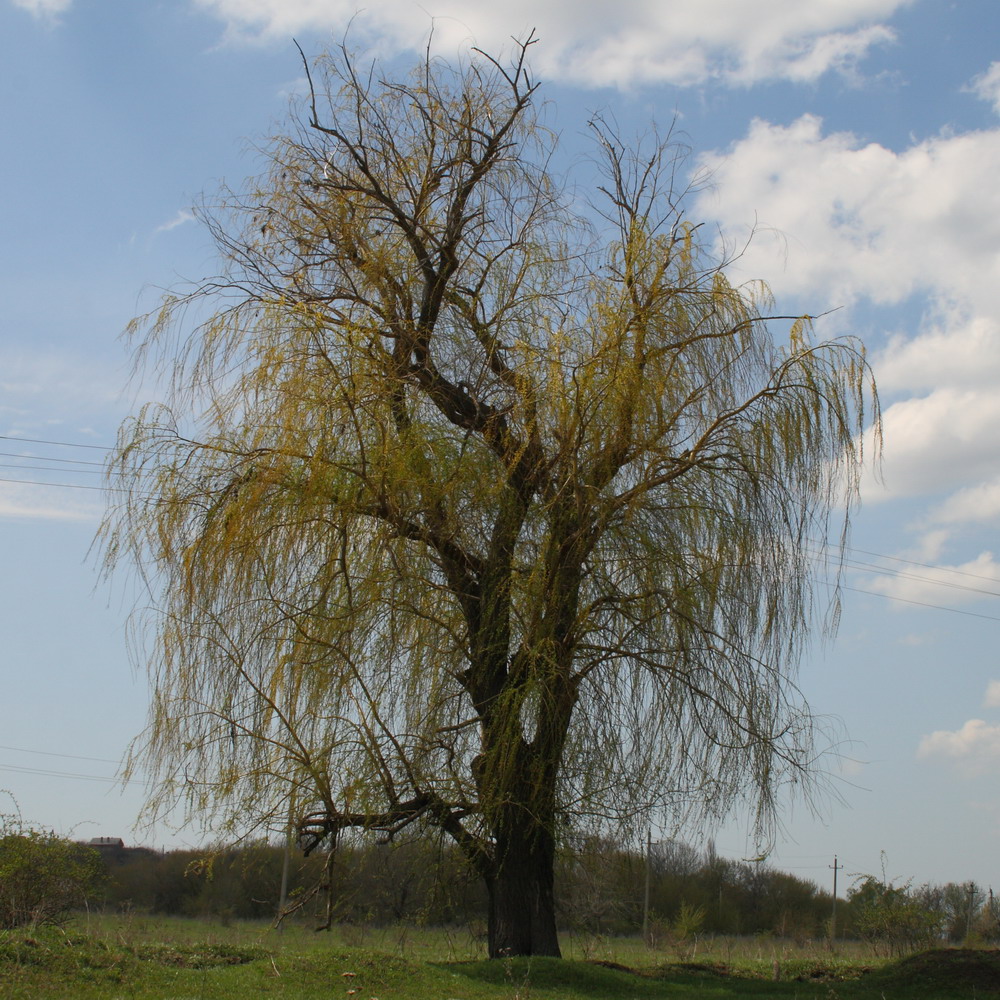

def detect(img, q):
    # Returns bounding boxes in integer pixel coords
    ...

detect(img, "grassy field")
[2,915,998,999]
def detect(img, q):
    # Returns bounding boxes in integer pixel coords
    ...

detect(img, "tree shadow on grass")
[441,956,802,998]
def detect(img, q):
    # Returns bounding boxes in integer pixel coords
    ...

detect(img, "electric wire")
[849,544,1000,584]
[5,435,1000,621]
[0,433,114,490]
[841,556,1000,600]
[0,763,126,784]
[0,743,121,765]
[0,476,107,491]
[0,463,103,475]
[0,450,104,466]
[841,585,1000,622]
[0,433,109,451]
[0,744,144,787]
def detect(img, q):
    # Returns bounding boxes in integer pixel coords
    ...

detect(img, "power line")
[0,463,103,475]
[807,541,1000,591]
[0,763,125,784]
[3,441,1000,623]
[841,585,1000,623]
[0,433,109,451]
[0,434,994,593]
[849,544,1000,585]
[0,476,107,492]
[808,542,1000,612]
[841,556,1000,600]
[0,743,121,765]
[0,450,105,466]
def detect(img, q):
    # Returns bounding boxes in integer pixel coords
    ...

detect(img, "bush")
[848,873,941,956]
[0,815,105,928]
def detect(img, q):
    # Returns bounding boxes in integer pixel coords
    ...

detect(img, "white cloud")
[0,484,100,522]
[838,755,866,778]
[876,315,1000,395]
[931,477,1000,528]
[696,117,1000,317]
[984,681,1000,708]
[872,390,1000,502]
[154,209,195,234]
[192,0,906,88]
[918,719,1000,769]
[10,0,71,18]
[865,550,1000,608]
[696,116,1000,516]
[967,61,1000,116]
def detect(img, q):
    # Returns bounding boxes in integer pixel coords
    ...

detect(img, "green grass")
[1,915,996,999]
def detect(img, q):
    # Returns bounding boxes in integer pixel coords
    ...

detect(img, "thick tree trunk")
[485,817,561,958]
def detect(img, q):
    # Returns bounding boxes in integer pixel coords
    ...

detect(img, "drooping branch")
[106,35,878,960]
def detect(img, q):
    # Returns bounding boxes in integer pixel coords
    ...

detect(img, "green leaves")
[0,817,105,929]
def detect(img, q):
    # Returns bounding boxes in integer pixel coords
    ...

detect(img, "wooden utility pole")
[966,883,978,944]
[829,855,843,945]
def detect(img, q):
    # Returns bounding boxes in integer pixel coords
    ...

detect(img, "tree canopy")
[105,37,878,957]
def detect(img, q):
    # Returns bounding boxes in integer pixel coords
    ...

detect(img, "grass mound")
[132,941,265,967]
[879,948,1000,994]
[0,930,264,970]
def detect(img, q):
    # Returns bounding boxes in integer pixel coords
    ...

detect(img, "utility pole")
[642,828,651,943]
[278,795,295,932]
[966,883,978,944]
[829,856,843,945]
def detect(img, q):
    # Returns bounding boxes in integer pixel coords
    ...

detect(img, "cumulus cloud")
[872,390,1000,501]
[918,719,1000,769]
[967,61,1000,115]
[931,477,1000,528]
[864,550,1000,608]
[192,0,905,88]
[876,315,1000,395]
[695,116,1000,317]
[695,115,1000,522]
[918,683,1000,773]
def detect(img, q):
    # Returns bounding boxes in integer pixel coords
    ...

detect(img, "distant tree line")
[68,835,999,948]
[0,822,991,948]
[66,837,1000,954]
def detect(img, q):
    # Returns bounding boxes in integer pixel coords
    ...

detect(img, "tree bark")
[485,816,561,958]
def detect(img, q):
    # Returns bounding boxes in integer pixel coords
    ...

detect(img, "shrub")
[848,874,941,956]
[0,815,105,928]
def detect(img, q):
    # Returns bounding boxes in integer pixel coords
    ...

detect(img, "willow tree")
[105,38,877,958]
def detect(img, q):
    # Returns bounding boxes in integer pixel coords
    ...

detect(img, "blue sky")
[3,0,1000,896]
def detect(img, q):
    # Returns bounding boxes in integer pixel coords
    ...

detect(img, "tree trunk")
[485,816,561,958]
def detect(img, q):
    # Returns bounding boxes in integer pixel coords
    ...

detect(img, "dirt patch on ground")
[884,948,1000,993]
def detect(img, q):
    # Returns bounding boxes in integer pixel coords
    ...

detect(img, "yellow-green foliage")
[104,39,878,875]
[0,817,104,928]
